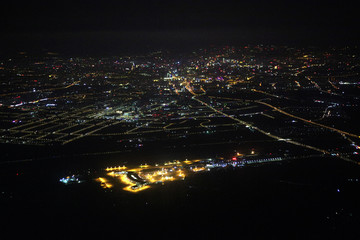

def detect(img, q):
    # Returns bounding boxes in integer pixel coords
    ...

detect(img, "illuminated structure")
[97,177,113,188]
[89,151,292,193]
[99,158,219,193]
[58,156,287,193]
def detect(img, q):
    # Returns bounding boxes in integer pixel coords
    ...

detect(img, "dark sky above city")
[1,0,359,55]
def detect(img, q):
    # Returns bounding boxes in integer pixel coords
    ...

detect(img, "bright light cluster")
[99,159,211,193]
[97,177,113,188]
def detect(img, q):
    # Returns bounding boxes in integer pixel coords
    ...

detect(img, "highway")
[0,81,80,97]
[185,88,357,164]
[305,77,340,96]
[209,94,360,139]
[255,100,360,139]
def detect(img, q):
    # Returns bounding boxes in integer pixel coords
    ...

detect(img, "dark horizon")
[1,0,359,55]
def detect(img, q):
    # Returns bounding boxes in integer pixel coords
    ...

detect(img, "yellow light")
[98,177,105,183]
[97,177,113,188]
[105,166,126,171]
[101,158,220,192]
[118,173,151,192]
[123,185,150,193]
[192,167,205,172]
[119,174,134,186]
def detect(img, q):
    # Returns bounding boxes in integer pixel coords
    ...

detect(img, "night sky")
[1,0,359,55]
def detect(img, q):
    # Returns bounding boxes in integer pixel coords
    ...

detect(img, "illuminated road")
[186,89,357,164]
[0,81,80,97]
[305,77,340,96]
[255,100,360,139]
[209,94,360,139]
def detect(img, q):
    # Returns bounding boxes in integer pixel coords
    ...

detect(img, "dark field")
[1,153,360,239]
